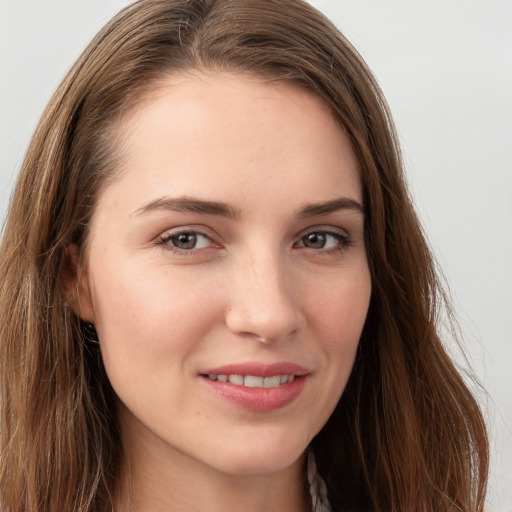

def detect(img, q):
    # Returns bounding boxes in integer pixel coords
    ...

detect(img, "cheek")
[295,271,370,441]
[307,265,371,342]
[93,256,218,328]
[89,262,223,378]
[90,265,226,422]
[306,267,371,390]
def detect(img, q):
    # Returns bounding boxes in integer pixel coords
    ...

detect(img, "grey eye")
[302,232,328,249]
[170,232,198,250]
[300,231,346,250]
[165,231,212,250]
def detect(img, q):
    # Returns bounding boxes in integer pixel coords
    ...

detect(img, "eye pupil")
[303,232,326,249]
[172,232,197,249]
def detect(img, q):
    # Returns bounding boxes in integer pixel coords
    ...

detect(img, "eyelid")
[155,224,217,239]
[296,224,350,240]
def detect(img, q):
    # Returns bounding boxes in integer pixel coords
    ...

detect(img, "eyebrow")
[297,197,365,218]
[134,196,241,218]
[134,195,364,219]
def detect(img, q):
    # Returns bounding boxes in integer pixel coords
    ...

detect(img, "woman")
[0,0,489,511]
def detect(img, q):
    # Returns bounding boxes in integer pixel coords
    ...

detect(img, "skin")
[69,72,372,512]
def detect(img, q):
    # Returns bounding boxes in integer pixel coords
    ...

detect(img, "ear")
[61,244,96,323]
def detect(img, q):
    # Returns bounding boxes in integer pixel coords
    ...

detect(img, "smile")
[206,374,296,387]
[200,362,309,411]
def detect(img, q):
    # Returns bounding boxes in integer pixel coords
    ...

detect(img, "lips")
[200,362,309,412]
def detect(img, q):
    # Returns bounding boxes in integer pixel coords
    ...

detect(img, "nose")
[225,253,304,344]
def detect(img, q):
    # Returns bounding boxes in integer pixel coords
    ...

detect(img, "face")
[72,72,371,477]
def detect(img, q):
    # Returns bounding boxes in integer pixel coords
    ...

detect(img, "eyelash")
[155,228,353,256]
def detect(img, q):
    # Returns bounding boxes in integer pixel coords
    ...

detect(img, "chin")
[209,437,308,476]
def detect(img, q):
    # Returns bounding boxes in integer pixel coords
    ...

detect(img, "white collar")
[307,450,332,512]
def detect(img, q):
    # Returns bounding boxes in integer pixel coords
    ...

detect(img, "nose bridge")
[225,246,302,342]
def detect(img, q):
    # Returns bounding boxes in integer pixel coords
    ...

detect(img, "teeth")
[244,375,264,387]
[228,374,244,385]
[207,374,296,388]
[263,375,281,388]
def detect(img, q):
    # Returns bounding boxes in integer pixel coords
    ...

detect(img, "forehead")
[95,71,362,217]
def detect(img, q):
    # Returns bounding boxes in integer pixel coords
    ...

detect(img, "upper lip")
[200,362,309,378]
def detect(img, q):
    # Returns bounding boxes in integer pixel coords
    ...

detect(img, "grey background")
[1,1,511,509]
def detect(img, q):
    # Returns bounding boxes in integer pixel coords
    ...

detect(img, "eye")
[158,230,213,251]
[296,229,352,251]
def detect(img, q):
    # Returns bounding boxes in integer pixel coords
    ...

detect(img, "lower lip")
[201,376,307,412]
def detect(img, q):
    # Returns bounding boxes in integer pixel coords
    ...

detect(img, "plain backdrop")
[0,1,511,510]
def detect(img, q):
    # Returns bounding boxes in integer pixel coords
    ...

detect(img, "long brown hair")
[0,1,488,510]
